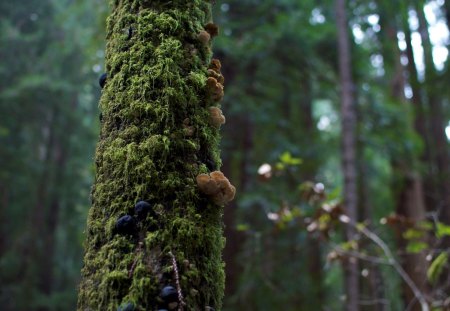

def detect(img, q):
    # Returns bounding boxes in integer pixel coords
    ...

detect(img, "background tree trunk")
[378,3,429,309]
[77,1,229,310]
[336,0,359,309]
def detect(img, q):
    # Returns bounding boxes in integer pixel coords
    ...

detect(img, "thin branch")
[332,245,392,265]
[338,215,430,311]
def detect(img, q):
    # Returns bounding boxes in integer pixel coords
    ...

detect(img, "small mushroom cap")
[209,107,226,128]
[196,174,217,195]
[209,59,221,72]
[196,171,236,205]
[197,30,211,45]
[207,69,224,85]
[206,77,224,102]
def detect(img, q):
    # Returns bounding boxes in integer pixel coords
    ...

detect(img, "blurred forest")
[0,0,449,310]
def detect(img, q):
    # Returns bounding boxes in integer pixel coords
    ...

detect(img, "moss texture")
[77,1,228,310]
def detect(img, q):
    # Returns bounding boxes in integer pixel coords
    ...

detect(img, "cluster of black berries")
[114,201,155,236]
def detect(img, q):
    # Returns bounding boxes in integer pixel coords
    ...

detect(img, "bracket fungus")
[209,59,221,72]
[209,107,225,128]
[196,171,236,206]
[206,77,224,102]
[207,69,224,85]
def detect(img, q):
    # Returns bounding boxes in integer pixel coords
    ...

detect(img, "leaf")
[427,252,448,284]
[436,222,450,239]
[236,224,250,232]
[417,220,433,231]
[279,151,302,166]
[356,222,366,232]
[403,228,424,240]
[405,241,428,254]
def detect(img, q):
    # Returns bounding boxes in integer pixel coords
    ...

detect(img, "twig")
[128,242,143,278]
[339,215,430,311]
[168,251,186,311]
[333,245,392,265]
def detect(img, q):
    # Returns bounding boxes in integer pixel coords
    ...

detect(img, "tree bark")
[78,1,231,310]
[335,0,359,309]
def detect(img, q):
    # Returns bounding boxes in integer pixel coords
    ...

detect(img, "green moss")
[78,0,226,310]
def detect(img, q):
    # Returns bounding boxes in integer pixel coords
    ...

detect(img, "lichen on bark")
[77,1,229,310]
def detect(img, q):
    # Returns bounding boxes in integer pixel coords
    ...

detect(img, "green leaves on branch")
[275,151,302,170]
[427,252,448,285]
[436,222,450,239]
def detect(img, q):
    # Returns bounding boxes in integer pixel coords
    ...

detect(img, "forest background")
[0,0,449,310]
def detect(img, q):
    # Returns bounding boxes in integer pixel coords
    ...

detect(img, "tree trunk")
[416,4,450,233]
[335,0,359,309]
[379,4,429,309]
[78,1,232,310]
[0,183,8,258]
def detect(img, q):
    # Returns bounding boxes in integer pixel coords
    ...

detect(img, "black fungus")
[134,200,153,220]
[204,157,216,171]
[115,215,136,236]
[160,286,178,304]
[127,27,133,40]
[117,302,135,311]
[99,73,107,88]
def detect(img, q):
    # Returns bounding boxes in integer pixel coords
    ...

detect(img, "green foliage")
[436,222,450,239]
[0,0,102,310]
[427,253,448,285]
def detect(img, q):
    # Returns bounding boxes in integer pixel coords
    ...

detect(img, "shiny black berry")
[134,200,153,220]
[115,215,136,236]
[99,73,107,88]
[204,157,216,171]
[160,286,177,303]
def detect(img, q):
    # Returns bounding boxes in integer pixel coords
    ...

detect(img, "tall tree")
[77,1,234,310]
[335,0,359,309]
[377,1,429,310]
[415,2,450,234]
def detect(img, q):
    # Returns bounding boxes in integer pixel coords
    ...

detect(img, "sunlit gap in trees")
[348,0,450,140]
[408,1,449,76]
[351,1,448,77]
[446,122,450,141]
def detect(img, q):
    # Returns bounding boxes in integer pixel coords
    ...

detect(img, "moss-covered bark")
[77,1,232,310]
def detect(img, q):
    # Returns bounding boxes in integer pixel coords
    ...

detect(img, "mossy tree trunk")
[78,1,233,310]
